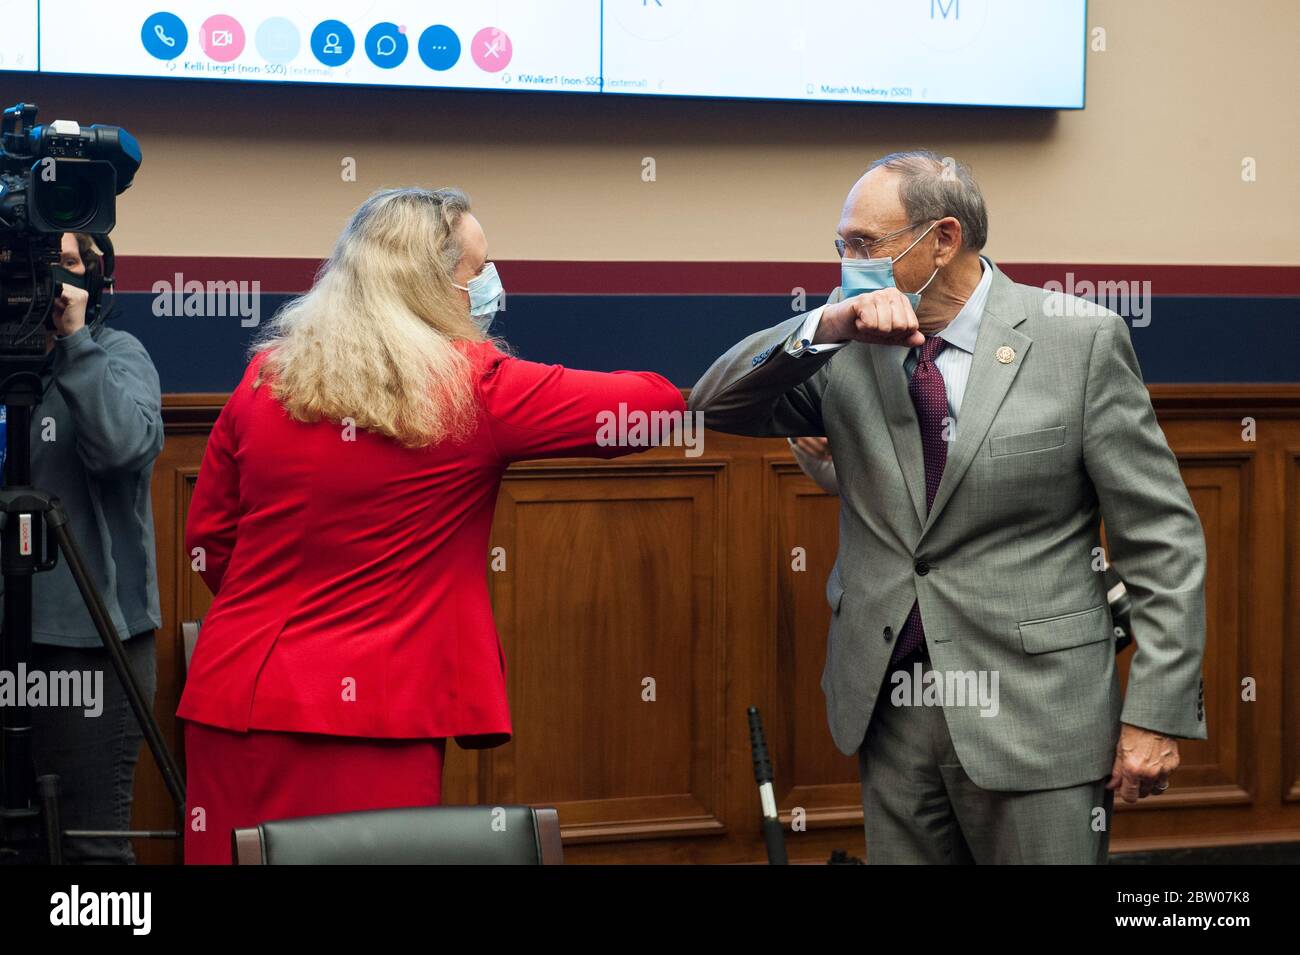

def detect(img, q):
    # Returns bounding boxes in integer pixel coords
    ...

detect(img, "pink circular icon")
[200,14,246,62]
[471,27,512,72]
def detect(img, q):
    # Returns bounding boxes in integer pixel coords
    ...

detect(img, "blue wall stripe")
[106,292,1299,394]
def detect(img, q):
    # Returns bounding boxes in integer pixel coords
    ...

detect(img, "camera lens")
[36,170,99,229]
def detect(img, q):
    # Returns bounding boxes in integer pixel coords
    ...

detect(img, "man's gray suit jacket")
[688,261,1208,791]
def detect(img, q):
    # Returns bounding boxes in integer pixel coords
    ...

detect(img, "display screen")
[2,1,1087,109]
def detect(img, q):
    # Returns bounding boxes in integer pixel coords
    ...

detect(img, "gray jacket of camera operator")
[0,324,163,646]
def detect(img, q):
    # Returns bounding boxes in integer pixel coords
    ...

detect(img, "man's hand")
[53,282,89,337]
[1107,723,1180,803]
[814,288,926,348]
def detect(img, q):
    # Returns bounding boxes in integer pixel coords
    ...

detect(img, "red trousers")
[183,720,446,864]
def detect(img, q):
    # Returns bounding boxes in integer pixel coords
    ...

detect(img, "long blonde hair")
[253,187,485,447]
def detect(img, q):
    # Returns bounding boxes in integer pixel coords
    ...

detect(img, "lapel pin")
[995,345,1015,364]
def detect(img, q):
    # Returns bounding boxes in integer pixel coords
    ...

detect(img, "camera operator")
[2,232,163,863]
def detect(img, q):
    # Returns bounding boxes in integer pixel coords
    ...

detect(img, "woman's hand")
[53,282,89,338]
[791,436,832,461]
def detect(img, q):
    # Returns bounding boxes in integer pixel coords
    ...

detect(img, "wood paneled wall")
[131,385,1300,864]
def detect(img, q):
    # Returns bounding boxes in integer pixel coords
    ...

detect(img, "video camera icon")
[199,14,245,62]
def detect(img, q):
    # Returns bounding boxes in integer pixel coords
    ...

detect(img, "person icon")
[311,20,354,66]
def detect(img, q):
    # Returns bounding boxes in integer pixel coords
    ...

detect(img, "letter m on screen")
[932,0,960,19]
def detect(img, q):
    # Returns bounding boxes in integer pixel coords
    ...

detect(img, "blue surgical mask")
[453,262,504,332]
[840,221,940,309]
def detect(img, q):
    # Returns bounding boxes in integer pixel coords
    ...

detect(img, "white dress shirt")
[786,256,993,421]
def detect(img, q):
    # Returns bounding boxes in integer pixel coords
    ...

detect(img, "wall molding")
[134,382,1300,862]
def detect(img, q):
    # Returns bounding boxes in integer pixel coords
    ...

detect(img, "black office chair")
[232,805,564,865]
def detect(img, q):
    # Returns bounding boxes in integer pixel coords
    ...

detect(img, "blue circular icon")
[365,22,409,69]
[256,17,300,64]
[142,12,187,61]
[310,20,354,67]
[418,25,460,71]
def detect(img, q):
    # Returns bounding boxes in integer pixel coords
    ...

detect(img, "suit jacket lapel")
[922,264,1032,534]
[869,344,928,527]
[829,283,927,528]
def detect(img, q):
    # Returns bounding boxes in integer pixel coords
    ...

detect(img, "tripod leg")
[37,775,63,865]
[47,520,185,809]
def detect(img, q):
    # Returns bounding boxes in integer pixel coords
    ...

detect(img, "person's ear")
[933,217,963,268]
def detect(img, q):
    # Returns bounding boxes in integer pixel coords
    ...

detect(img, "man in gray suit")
[690,151,1207,864]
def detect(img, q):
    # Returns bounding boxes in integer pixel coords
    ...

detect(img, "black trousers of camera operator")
[24,630,158,863]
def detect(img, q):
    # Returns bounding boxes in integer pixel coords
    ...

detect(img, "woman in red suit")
[178,187,687,863]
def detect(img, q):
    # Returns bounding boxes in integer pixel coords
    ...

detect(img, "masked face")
[51,232,88,326]
[452,262,504,333]
[840,220,940,309]
[449,213,501,333]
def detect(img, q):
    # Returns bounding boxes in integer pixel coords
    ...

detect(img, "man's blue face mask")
[453,262,505,334]
[840,220,940,309]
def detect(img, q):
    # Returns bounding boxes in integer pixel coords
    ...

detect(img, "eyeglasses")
[834,222,925,259]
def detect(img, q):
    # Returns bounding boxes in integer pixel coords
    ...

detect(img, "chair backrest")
[181,619,201,674]
[233,805,563,865]
[1102,567,1133,653]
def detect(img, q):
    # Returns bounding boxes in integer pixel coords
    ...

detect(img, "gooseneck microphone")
[747,706,788,865]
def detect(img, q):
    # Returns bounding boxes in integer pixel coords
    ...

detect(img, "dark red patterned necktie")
[891,336,949,665]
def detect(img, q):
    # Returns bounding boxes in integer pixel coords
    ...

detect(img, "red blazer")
[177,342,686,746]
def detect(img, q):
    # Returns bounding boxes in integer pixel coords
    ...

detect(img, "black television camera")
[0,102,140,359]
[0,103,180,865]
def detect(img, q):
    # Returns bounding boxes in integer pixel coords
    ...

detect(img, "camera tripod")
[0,361,185,863]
